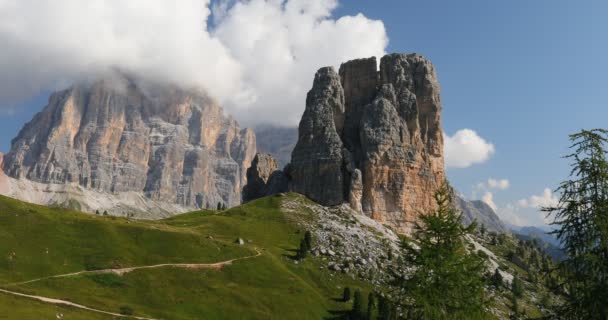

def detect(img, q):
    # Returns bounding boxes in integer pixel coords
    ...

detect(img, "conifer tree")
[543,129,608,319]
[304,230,313,249]
[492,268,504,288]
[351,289,363,320]
[297,239,308,260]
[217,202,222,210]
[398,183,490,319]
[510,294,520,319]
[511,275,524,298]
[366,292,375,320]
[343,287,351,302]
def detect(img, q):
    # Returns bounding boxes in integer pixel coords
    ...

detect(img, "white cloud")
[0,0,388,126]
[495,204,529,226]
[517,188,559,209]
[492,188,559,227]
[481,191,497,211]
[487,178,510,190]
[212,0,387,125]
[444,129,495,168]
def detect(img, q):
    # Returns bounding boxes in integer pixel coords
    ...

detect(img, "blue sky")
[1,0,607,226]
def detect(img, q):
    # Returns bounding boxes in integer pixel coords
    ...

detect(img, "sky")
[1,0,607,227]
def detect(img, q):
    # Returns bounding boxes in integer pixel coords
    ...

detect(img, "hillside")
[0,194,380,319]
[0,193,564,319]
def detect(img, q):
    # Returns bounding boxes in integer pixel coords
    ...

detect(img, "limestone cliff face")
[2,76,256,210]
[289,53,446,233]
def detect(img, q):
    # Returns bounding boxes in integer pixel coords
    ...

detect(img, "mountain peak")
[2,77,256,215]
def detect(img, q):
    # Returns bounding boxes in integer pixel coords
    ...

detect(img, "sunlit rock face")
[289,53,446,233]
[2,75,256,210]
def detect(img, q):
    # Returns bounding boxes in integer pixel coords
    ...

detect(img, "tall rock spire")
[289,53,446,233]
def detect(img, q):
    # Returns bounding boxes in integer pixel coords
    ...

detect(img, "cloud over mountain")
[0,0,387,125]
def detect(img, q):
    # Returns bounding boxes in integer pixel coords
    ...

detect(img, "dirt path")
[0,288,158,319]
[0,248,262,319]
[7,248,261,287]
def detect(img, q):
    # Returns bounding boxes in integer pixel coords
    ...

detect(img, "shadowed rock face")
[2,75,256,210]
[242,153,288,202]
[289,67,347,206]
[289,53,446,233]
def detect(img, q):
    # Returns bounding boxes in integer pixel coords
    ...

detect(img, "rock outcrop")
[242,153,287,202]
[2,74,256,212]
[289,67,347,206]
[254,125,298,168]
[289,53,446,233]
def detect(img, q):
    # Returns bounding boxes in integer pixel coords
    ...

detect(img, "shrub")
[119,306,134,315]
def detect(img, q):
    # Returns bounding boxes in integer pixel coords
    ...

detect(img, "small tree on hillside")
[304,230,313,249]
[343,287,351,302]
[511,275,524,298]
[510,295,520,320]
[217,202,222,210]
[297,239,309,260]
[492,268,504,288]
[543,129,608,319]
[351,289,363,320]
[397,183,491,319]
[366,292,375,320]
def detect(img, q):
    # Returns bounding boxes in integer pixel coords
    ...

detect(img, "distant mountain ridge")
[254,125,297,169]
[455,196,508,234]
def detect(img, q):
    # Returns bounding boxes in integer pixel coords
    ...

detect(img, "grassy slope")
[0,194,366,319]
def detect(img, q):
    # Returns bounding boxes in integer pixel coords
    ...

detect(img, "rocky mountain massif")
[246,53,446,233]
[456,196,508,233]
[1,75,256,215]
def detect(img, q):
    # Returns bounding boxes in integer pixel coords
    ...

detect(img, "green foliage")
[119,305,134,315]
[88,273,126,288]
[491,268,504,288]
[397,183,491,320]
[510,295,519,319]
[297,238,308,259]
[304,230,313,249]
[352,289,363,319]
[511,275,524,298]
[343,287,352,302]
[377,295,395,320]
[543,129,608,319]
[367,292,375,320]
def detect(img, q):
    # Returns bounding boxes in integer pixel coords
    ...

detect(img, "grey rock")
[455,196,508,234]
[289,67,346,206]
[288,53,446,233]
[2,74,256,212]
[235,238,245,245]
